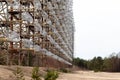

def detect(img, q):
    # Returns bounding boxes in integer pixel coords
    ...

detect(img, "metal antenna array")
[0,0,74,68]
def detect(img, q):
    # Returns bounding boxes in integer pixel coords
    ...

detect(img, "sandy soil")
[57,71,120,80]
[0,65,120,80]
[0,65,46,80]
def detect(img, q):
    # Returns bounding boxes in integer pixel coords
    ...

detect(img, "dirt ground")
[0,65,120,80]
[0,65,46,80]
[57,71,120,80]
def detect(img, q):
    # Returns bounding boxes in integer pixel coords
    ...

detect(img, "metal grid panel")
[0,0,74,67]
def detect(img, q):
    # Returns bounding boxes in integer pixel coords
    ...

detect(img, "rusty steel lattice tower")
[0,0,74,68]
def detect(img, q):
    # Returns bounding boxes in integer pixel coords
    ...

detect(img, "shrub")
[13,67,25,80]
[31,67,42,80]
[44,70,59,80]
[60,68,69,73]
[94,69,100,72]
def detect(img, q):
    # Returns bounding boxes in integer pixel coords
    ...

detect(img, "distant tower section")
[0,0,74,68]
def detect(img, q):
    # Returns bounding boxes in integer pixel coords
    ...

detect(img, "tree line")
[73,52,120,72]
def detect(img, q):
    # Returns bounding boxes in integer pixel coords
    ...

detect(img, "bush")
[31,67,42,80]
[94,69,99,72]
[60,68,69,73]
[13,67,25,80]
[44,70,59,80]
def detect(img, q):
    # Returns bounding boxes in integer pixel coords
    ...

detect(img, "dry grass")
[0,65,46,80]
[0,65,120,80]
[57,71,120,80]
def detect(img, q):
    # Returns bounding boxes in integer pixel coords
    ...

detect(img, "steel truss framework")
[0,0,74,68]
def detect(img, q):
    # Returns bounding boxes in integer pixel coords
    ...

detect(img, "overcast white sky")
[73,0,120,59]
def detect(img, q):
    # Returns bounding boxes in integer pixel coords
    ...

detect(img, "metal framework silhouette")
[0,0,74,68]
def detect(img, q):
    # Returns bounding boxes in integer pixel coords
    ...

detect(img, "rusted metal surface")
[0,0,74,68]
